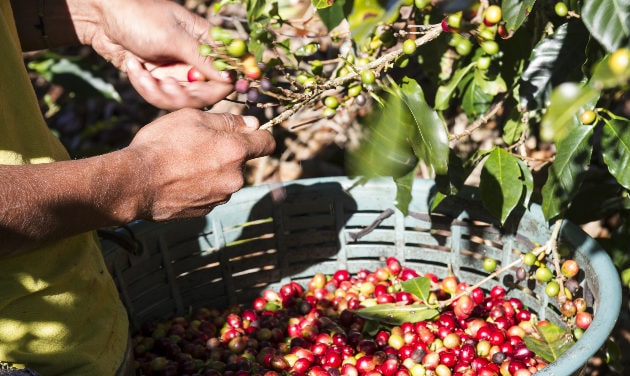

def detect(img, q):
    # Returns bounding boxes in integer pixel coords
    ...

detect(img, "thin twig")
[260,25,443,130]
[450,96,506,143]
[349,209,395,241]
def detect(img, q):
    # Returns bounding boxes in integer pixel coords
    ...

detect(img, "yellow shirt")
[0,2,128,374]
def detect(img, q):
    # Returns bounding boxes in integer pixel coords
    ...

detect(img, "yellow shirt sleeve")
[0,2,129,375]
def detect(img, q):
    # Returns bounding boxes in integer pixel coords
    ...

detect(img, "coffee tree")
[196,0,630,281]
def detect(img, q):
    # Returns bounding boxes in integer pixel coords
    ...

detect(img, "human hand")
[123,109,275,221]
[83,0,234,109]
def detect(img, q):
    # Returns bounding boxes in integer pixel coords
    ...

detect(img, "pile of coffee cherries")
[132,255,592,376]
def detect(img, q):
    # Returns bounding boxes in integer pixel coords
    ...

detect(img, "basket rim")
[103,176,622,375]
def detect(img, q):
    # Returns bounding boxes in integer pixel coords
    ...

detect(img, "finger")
[186,81,235,105]
[167,15,234,84]
[127,58,228,109]
[239,129,277,160]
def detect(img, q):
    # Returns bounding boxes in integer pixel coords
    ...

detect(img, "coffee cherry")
[227,38,247,58]
[402,39,417,55]
[187,66,206,82]
[561,259,579,278]
[447,11,463,30]
[212,59,230,71]
[477,56,492,70]
[235,78,250,94]
[199,44,213,57]
[322,107,336,118]
[545,280,560,297]
[484,5,502,25]
[360,69,376,85]
[609,48,630,74]
[324,96,340,109]
[260,77,272,91]
[247,87,260,102]
[210,26,233,44]
[580,110,597,125]
[535,266,553,283]
[348,83,363,97]
[523,252,537,266]
[554,2,569,17]
[481,40,499,55]
[455,39,473,56]
[483,257,498,273]
[575,312,593,330]
[415,0,430,9]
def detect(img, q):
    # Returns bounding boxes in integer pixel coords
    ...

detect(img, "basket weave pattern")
[101,178,621,376]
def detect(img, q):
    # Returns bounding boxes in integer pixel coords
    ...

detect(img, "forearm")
[0,150,144,256]
[10,0,101,50]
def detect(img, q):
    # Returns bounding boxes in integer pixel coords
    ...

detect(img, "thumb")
[204,113,260,133]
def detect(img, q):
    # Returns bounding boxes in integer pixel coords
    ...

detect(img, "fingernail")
[126,58,140,72]
[221,70,236,82]
[243,116,260,129]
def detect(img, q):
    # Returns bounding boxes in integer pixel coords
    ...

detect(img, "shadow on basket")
[100,181,359,331]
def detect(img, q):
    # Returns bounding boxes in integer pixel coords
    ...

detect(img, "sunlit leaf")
[347,0,403,43]
[519,21,590,111]
[479,148,524,224]
[516,158,534,207]
[399,77,450,175]
[541,125,594,221]
[353,303,440,325]
[461,74,493,119]
[502,107,525,146]
[601,118,630,190]
[394,165,417,215]
[581,0,630,53]
[502,0,536,32]
[400,277,432,303]
[435,63,476,111]
[523,322,575,362]
[540,83,599,142]
[317,0,349,31]
[312,0,335,9]
[346,92,418,179]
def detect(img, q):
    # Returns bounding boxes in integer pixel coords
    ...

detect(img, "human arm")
[0,110,275,256]
[10,0,235,109]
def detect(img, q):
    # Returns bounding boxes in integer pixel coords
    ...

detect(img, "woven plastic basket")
[101,177,621,375]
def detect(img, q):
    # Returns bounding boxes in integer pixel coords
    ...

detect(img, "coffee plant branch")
[260,24,443,130]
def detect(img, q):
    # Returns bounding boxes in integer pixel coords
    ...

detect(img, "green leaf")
[435,63,475,111]
[400,277,432,303]
[516,158,534,207]
[435,150,469,196]
[317,0,349,31]
[601,118,630,190]
[353,303,440,325]
[590,55,630,90]
[541,125,594,221]
[474,69,507,96]
[394,165,417,215]
[347,0,402,44]
[523,322,575,362]
[312,0,335,9]
[519,21,590,111]
[399,77,450,175]
[479,148,524,224]
[245,0,267,23]
[502,107,524,146]
[346,92,419,179]
[502,0,536,32]
[461,74,493,119]
[581,0,630,53]
[540,83,599,142]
